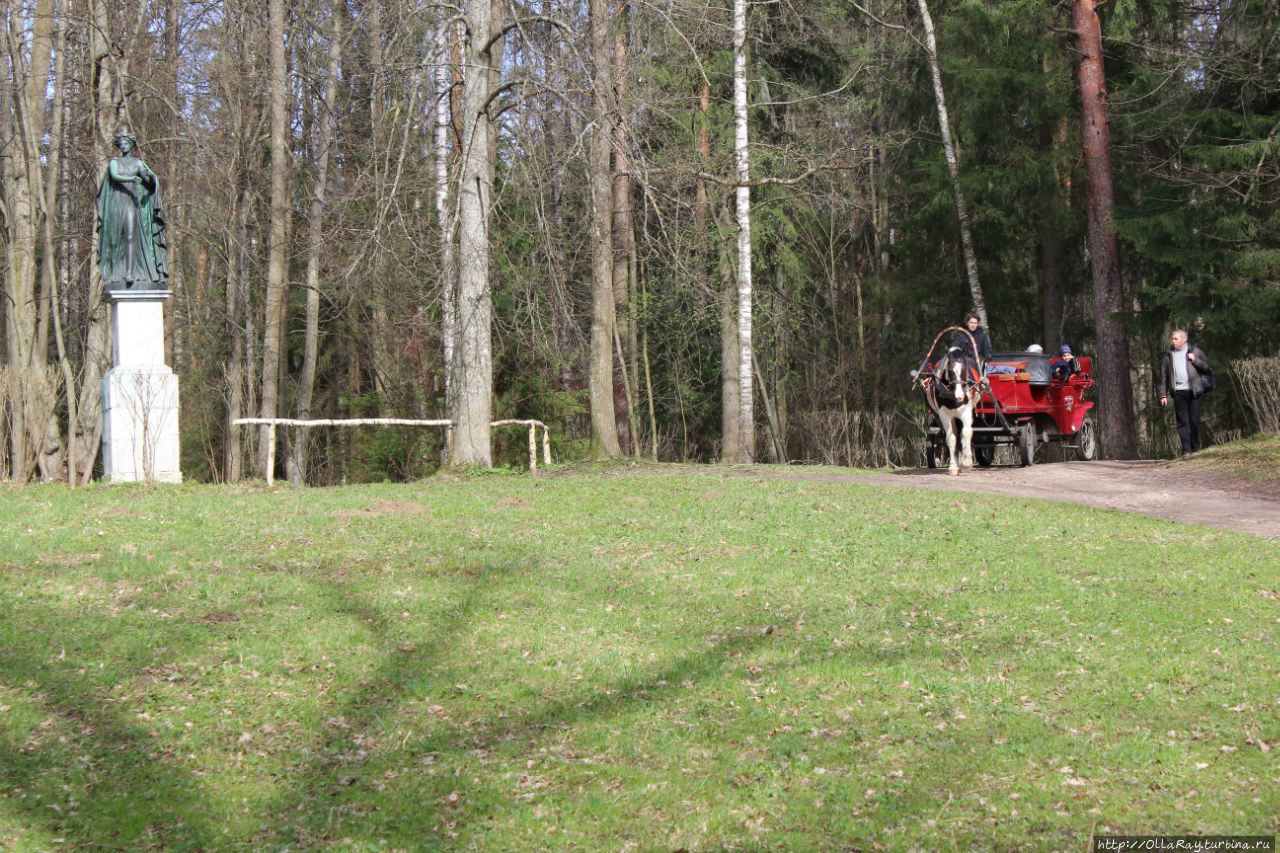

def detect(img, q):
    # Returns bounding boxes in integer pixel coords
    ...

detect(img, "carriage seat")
[989,352,1054,386]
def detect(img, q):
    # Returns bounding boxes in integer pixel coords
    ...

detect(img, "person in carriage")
[951,312,993,372]
[1051,344,1079,381]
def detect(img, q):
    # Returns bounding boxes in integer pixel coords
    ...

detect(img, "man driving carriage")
[951,313,992,368]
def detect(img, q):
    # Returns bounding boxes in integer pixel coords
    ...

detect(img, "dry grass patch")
[330,500,434,519]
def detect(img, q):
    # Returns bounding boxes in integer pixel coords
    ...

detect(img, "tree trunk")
[720,252,741,464]
[531,0,574,393]
[916,0,986,328]
[42,11,73,484]
[1039,229,1064,352]
[447,0,497,467]
[641,263,657,460]
[733,0,754,463]
[257,0,290,478]
[365,0,397,412]
[588,0,621,459]
[695,62,737,464]
[1039,57,1070,355]
[873,146,890,277]
[612,0,635,455]
[225,186,251,483]
[436,19,458,422]
[3,0,59,481]
[1074,0,1138,459]
[753,352,785,463]
[163,0,184,371]
[289,0,344,484]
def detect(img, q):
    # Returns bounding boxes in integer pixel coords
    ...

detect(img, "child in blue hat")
[1052,344,1078,381]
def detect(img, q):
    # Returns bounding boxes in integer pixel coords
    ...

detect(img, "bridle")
[927,351,983,410]
[913,325,989,404]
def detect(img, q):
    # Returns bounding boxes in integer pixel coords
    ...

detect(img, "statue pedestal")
[102,290,181,483]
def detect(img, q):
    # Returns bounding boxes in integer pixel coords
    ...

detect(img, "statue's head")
[114,131,137,152]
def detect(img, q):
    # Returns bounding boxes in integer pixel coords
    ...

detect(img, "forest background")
[2,0,1276,485]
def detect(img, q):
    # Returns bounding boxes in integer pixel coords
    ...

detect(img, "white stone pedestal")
[102,290,181,483]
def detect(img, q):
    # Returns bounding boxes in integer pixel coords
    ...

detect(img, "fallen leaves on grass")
[38,552,103,568]
[330,501,433,520]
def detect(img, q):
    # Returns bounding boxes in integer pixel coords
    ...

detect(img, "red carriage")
[925,350,1098,468]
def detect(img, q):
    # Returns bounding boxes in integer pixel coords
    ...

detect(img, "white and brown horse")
[922,347,984,475]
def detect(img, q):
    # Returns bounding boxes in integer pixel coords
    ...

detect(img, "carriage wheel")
[1076,415,1097,461]
[1017,424,1037,467]
[974,445,995,467]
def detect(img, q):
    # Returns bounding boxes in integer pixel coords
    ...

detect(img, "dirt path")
[781,460,1280,540]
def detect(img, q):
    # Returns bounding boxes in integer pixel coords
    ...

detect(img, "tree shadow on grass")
[0,554,535,851]
[0,608,234,851]
[0,559,949,852]
[246,560,789,849]
[251,568,988,850]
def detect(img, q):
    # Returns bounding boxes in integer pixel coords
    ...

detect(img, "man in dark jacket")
[1159,329,1212,456]
[951,313,992,367]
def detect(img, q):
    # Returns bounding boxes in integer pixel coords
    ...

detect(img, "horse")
[923,347,984,475]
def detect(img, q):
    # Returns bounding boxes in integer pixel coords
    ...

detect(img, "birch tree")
[915,0,985,327]
[257,0,291,477]
[436,19,457,422]
[733,0,754,463]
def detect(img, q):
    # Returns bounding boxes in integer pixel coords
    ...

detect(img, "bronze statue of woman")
[97,131,168,290]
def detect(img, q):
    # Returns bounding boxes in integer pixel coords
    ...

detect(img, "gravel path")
[830,460,1280,540]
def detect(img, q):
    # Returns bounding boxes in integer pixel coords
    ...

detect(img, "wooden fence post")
[267,424,278,487]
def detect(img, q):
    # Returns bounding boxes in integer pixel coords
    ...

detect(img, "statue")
[98,131,168,291]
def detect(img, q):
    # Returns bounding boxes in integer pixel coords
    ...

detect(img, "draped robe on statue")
[97,154,168,290]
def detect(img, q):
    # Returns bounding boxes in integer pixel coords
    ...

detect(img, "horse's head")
[932,348,970,407]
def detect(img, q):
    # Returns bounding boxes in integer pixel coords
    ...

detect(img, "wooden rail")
[233,417,551,485]
[490,420,554,473]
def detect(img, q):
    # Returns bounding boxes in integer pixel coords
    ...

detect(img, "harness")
[912,325,989,402]
[913,326,1020,434]
[926,358,983,412]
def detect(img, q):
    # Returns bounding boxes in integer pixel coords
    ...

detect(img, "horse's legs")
[943,414,959,475]
[959,404,974,472]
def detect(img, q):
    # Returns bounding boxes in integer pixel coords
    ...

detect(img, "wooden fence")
[233,417,551,485]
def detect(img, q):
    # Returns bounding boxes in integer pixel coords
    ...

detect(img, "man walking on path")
[1160,329,1212,457]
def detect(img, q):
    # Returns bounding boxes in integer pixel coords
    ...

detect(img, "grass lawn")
[1183,432,1280,483]
[0,463,1277,851]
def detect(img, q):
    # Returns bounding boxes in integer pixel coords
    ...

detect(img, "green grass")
[1183,432,1280,483]
[1,467,1277,851]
